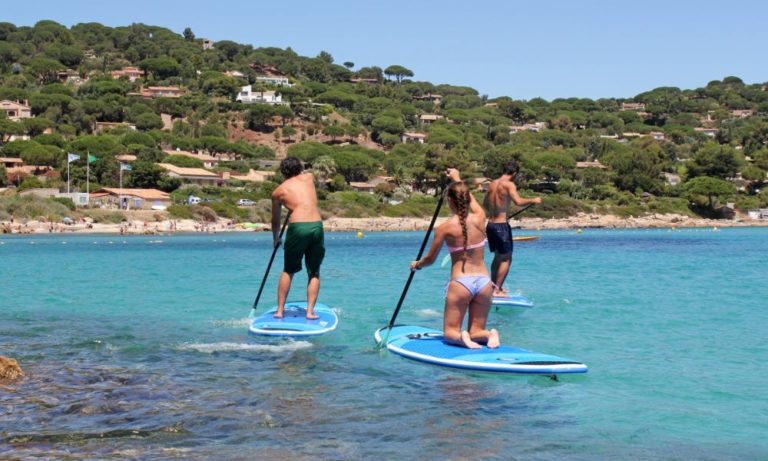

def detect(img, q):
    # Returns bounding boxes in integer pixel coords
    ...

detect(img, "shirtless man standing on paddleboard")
[272,157,325,319]
[483,162,541,297]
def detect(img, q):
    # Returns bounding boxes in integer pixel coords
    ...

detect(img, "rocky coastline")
[1,213,767,235]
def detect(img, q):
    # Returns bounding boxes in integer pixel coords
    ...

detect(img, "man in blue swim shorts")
[483,162,541,297]
[271,157,325,319]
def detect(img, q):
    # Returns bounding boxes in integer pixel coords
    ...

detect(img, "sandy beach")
[2,212,767,235]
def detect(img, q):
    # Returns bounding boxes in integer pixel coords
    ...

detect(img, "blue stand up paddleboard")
[250,301,338,337]
[375,325,587,374]
[492,293,534,308]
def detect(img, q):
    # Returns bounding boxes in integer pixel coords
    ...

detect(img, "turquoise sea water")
[1,227,767,460]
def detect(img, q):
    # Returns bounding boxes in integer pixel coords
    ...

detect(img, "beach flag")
[67,153,80,163]
[88,154,97,163]
[120,163,132,171]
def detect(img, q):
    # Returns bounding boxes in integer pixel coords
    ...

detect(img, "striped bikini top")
[447,238,487,254]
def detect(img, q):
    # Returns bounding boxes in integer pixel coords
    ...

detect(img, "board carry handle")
[251,210,291,312]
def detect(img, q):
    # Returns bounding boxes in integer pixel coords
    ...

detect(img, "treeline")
[0,20,767,220]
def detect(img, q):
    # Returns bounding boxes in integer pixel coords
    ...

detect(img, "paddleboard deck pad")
[375,325,587,374]
[492,293,534,308]
[250,301,338,337]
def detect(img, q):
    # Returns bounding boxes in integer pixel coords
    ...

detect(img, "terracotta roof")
[97,188,170,200]
[157,163,219,177]
[163,149,218,162]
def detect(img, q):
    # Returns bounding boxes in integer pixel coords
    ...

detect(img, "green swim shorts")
[283,221,325,277]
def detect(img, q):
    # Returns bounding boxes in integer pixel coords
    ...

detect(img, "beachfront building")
[0,100,32,121]
[236,85,283,104]
[163,149,219,168]
[90,188,171,210]
[110,66,144,82]
[157,163,224,186]
[401,132,427,144]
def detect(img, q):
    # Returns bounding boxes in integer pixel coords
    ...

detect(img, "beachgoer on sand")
[410,168,500,349]
[271,156,325,320]
[483,162,541,297]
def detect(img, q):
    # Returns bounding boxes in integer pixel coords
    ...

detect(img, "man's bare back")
[272,172,322,226]
[483,173,541,223]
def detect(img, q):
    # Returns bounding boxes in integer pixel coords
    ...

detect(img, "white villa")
[236,85,283,105]
[255,75,292,87]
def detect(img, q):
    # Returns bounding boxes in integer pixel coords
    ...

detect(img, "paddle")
[507,203,534,221]
[251,211,291,314]
[376,185,446,349]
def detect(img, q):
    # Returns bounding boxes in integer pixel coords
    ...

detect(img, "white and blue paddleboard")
[375,325,587,374]
[249,301,338,337]
[492,293,534,308]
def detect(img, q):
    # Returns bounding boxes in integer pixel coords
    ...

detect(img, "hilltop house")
[94,122,137,133]
[110,66,144,82]
[225,70,245,78]
[163,149,219,168]
[509,122,546,134]
[350,77,379,85]
[413,93,443,105]
[401,132,427,144]
[131,86,184,99]
[419,114,444,125]
[236,85,283,104]
[228,169,275,183]
[621,102,646,112]
[255,74,292,87]
[0,100,32,121]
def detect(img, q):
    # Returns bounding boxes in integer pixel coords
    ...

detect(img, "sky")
[4,0,768,101]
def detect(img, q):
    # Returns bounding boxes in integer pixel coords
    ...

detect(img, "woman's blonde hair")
[447,181,470,269]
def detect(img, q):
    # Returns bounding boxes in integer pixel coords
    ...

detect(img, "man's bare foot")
[273,310,284,319]
[460,331,482,349]
[487,329,500,348]
[306,310,320,320]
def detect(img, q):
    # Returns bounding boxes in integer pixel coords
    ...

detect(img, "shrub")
[167,204,193,219]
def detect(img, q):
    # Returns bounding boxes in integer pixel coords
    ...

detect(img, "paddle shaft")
[251,211,291,311]
[385,188,445,329]
[507,203,533,221]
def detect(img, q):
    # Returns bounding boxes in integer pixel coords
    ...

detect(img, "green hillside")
[1,20,767,222]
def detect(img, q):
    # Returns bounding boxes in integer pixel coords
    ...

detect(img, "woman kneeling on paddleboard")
[410,169,500,349]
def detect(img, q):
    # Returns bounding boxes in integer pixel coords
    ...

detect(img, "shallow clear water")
[1,228,766,460]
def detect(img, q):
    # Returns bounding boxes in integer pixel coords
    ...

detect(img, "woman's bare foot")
[460,330,482,349]
[487,329,500,348]
[493,288,509,297]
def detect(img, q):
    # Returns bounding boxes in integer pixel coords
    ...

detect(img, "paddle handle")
[252,211,291,311]
[507,203,533,221]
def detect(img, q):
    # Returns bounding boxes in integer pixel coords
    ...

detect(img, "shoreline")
[2,213,767,235]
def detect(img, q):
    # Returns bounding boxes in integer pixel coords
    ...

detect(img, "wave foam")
[178,341,313,353]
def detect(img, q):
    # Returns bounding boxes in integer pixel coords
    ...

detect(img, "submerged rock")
[0,356,23,381]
